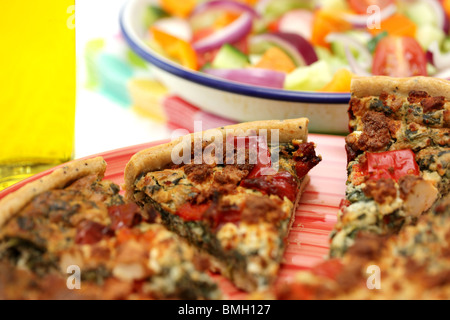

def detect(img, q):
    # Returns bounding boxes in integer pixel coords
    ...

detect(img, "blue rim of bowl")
[119,5,351,104]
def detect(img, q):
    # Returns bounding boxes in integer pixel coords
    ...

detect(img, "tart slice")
[330,76,449,257]
[0,157,221,300]
[276,194,450,300]
[124,119,321,291]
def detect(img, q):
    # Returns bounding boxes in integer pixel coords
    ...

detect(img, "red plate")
[0,134,347,299]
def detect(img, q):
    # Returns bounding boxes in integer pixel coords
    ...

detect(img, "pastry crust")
[0,157,107,229]
[351,76,450,100]
[124,118,309,200]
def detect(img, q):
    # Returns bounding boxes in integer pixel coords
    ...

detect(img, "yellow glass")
[0,1,76,190]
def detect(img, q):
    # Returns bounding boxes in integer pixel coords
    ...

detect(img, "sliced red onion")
[428,41,450,70]
[426,50,434,65]
[423,0,448,33]
[153,17,193,42]
[445,15,450,35]
[190,0,259,18]
[192,12,253,53]
[343,3,397,28]
[278,9,314,40]
[250,32,318,66]
[325,32,373,70]
[203,68,286,89]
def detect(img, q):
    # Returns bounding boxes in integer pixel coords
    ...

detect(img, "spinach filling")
[0,237,57,276]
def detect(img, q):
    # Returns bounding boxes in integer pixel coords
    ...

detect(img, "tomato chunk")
[360,149,420,181]
[241,171,298,202]
[108,203,141,230]
[75,220,113,245]
[372,36,427,77]
[204,202,242,228]
[311,258,344,280]
[175,202,210,221]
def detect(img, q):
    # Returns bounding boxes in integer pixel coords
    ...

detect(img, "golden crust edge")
[123,118,309,201]
[0,157,107,229]
[351,76,450,100]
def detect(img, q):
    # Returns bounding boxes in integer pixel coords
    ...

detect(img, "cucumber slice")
[285,60,333,91]
[416,25,445,50]
[263,0,314,19]
[427,62,437,76]
[330,41,347,60]
[315,46,347,73]
[404,1,437,28]
[327,31,371,70]
[144,5,169,28]
[211,44,250,69]
[443,37,450,53]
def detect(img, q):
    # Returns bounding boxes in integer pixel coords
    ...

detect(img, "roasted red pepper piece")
[75,220,113,245]
[108,203,142,230]
[175,202,210,221]
[233,135,273,178]
[361,149,419,182]
[311,258,344,280]
[203,201,243,228]
[241,171,298,202]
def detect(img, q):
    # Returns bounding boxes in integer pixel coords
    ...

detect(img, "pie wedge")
[0,157,221,300]
[124,119,321,291]
[329,76,449,257]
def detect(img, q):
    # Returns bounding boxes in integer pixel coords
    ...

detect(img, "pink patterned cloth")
[162,95,237,132]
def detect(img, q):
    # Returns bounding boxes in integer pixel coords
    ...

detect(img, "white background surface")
[75,0,170,158]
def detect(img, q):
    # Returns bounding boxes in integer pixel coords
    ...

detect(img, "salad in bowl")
[140,0,450,91]
[119,0,450,133]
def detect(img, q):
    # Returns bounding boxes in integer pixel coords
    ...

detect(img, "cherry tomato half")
[372,36,428,77]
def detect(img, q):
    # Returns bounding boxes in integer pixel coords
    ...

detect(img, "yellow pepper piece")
[151,27,198,70]
[311,9,351,48]
[254,47,296,73]
[444,0,450,18]
[160,0,197,18]
[368,13,417,38]
[319,68,354,93]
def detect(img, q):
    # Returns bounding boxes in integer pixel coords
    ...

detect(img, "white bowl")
[119,0,351,134]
